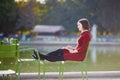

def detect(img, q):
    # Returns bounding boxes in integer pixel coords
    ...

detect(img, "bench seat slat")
[0,69,15,75]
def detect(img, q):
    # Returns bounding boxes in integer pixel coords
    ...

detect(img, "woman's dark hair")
[78,18,90,30]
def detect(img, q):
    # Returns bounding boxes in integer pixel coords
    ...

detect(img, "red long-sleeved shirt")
[63,30,91,61]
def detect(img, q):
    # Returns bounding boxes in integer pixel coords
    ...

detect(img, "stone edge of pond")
[4,71,119,79]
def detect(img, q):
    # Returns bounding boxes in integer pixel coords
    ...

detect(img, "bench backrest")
[0,45,19,58]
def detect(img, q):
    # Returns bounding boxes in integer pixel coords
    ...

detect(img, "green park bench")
[0,39,40,80]
[0,43,20,80]
[41,44,90,80]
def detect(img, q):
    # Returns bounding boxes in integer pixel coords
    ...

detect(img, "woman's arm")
[63,45,78,53]
[68,49,78,53]
[64,45,74,50]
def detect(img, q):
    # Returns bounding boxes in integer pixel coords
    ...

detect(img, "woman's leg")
[33,49,64,62]
[47,49,63,56]
[32,50,45,60]
[43,49,64,62]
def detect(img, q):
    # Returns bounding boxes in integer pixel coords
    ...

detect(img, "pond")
[19,45,120,72]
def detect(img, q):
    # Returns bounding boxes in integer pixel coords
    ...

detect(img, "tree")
[38,0,120,34]
[15,0,37,33]
[86,0,120,34]
[95,0,120,34]
[0,0,16,36]
[41,0,91,32]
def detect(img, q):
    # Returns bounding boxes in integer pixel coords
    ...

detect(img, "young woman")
[32,18,91,62]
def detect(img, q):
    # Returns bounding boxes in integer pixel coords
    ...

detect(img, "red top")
[63,30,91,61]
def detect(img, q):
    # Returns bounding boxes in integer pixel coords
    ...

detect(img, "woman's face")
[77,22,83,32]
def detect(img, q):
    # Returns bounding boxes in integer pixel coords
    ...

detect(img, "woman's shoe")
[32,54,38,59]
[39,53,45,60]
[32,49,38,59]
[32,49,45,60]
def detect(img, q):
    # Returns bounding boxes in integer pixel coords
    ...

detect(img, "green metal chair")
[58,61,64,80]
[0,39,42,80]
[0,44,20,80]
[10,38,19,45]
[59,44,90,80]
[80,45,90,80]
[9,39,42,80]
[35,45,90,80]
[41,60,65,80]
[19,47,41,80]
[0,41,4,45]
[79,50,89,80]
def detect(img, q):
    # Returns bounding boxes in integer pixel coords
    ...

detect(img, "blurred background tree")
[41,0,120,35]
[15,0,40,34]
[95,0,120,35]
[0,0,16,36]
[41,0,90,33]
[0,0,120,36]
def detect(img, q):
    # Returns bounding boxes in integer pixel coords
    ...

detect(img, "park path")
[19,71,120,80]
[1,71,120,80]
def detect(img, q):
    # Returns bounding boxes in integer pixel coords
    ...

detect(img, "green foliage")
[94,0,120,34]
[15,0,37,32]
[0,0,16,36]
[41,0,86,32]
[1,0,120,35]
[40,0,120,34]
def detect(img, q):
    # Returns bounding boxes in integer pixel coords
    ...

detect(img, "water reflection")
[91,46,97,63]
[90,46,120,60]
[88,46,120,71]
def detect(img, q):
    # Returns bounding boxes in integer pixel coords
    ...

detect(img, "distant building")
[32,25,65,35]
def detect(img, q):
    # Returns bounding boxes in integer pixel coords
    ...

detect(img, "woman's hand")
[63,45,78,53]
[63,45,74,50]
[69,49,78,53]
